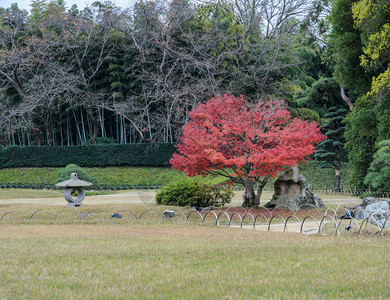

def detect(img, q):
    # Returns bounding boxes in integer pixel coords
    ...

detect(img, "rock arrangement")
[266,166,324,210]
[361,197,390,207]
[350,197,390,229]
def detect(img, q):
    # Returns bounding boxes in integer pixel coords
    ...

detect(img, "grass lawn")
[0,222,389,298]
[0,189,386,298]
[0,160,351,189]
[0,189,63,199]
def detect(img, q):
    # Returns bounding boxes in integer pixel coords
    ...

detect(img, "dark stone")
[162,210,175,219]
[341,211,354,219]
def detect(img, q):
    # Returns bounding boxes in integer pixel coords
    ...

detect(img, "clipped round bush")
[156,179,233,207]
[55,164,97,184]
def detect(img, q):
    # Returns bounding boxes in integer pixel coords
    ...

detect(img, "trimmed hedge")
[0,143,176,168]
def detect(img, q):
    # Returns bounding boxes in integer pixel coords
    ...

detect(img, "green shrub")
[359,191,378,199]
[364,140,390,193]
[55,164,97,184]
[156,179,233,207]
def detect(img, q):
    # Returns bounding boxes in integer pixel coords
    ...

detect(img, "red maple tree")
[170,94,325,207]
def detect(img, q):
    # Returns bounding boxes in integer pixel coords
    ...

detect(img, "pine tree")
[314,107,348,189]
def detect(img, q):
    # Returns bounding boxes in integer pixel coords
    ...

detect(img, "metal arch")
[138,210,165,220]
[268,215,286,232]
[174,208,188,220]
[257,206,273,217]
[283,215,302,233]
[358,211,383,234]
[82,206,101,213]
[180,207,196,215]
[225,207,248,215]
[380,215,390,236]
[224,207,234,214]
[0,211,28,221]
[108,206,127,214]
[0,211,12,221]
[216,211,231,227]
[295,204,321,215]
[29,209,57,220]
[82,208,111,220]
[0,207,10,215]
[211,207,223,213]
[110,209,138,220]
[366,211,388,234]
[318,215,339,236]
[54,208,81,220]
[324,207,338,220]
[253,213,270,229]
[247,206,261,215]
[241,213,255,229]
[336,217,359,235]
[202,210,218,226]
[335,202,359,216]
[185,210,203,222]
[300,216,320,234]
[202,210,218,225]
[336,208,361,233]
[229,212,243,228]
[272,205,295,215]
[339,207,354,216]
[182,206,193,212]
[240,207,249,214]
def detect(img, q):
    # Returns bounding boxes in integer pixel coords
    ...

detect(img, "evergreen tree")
[344,96,378,188]
[364,140,390,194]
[328,0,372,95]
[314,107,348,189]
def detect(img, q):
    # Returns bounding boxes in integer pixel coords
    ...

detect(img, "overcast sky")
[1,0,133,11]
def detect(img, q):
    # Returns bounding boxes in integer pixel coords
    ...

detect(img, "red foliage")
[170,94,325,183]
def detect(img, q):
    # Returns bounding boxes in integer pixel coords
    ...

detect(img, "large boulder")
[267,166,324,210]
[361,197,390,207]
[365,201,390,229]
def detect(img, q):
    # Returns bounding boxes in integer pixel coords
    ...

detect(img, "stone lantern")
[55,172,93,207]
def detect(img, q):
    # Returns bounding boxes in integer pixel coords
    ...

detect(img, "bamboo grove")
[0,0,329,146]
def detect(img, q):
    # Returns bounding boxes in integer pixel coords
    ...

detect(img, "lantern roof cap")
[55,173,93,188]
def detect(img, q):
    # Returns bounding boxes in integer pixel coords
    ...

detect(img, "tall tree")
[170,94,324,207]
[314,107,348,189]
[328,0,372,96]
[330,0,390,187]
[352,0,390,141]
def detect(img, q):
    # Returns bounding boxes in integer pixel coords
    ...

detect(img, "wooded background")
[0,0,389,189]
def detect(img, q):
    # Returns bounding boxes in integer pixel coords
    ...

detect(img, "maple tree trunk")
[242,180,256,207]
[255,184,264,206]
